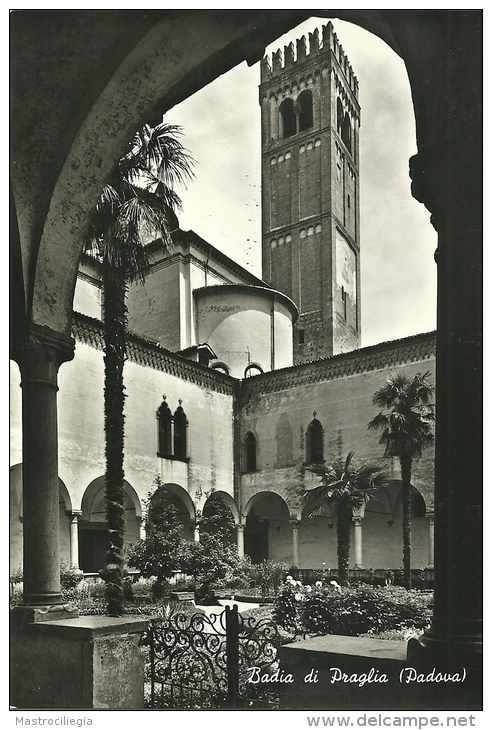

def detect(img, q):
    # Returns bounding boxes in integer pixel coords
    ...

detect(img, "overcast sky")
[165,16,437,349]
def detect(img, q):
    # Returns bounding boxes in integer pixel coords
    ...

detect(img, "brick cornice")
[71,312,235,395]
[241,331,436,400]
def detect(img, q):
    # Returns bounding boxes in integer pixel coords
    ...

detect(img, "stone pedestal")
[10,615,148,709]
[278,634,481,711]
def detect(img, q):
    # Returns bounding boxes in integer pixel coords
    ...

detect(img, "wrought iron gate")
[140,605,283,709]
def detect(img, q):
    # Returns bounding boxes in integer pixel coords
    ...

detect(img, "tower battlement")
[261,21,359,99]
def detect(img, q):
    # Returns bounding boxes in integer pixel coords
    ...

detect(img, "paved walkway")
[199,598,260,620]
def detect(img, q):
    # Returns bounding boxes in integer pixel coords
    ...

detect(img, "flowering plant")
[273,577,432,637]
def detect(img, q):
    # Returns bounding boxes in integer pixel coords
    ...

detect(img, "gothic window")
[306,414,324,464]
[243,431,257,472]
[157,398,173,457]
[173,401,188,459]
[279,98,296,139]
[157,397,188,460]
[298,90,313,131]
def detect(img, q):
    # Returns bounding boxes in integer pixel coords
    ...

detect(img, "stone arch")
[363,480,429,569]
[146,481,195,544]
[154,482,195,522]
[203,490,240,525]
[79,475,142,573]
[9,465,75,572]
[297,488,338,569]
[243,491,291,564]
[12,11,437,346]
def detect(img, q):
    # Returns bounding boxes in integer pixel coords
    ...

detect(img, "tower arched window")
[157,398,172,457]
[298,90,313,132]
[279,98,296,139]
[306,414,324,464]
[337,98,344,134]
[341,112,352,153]
[243,431,257,472]
[173,401,188,459]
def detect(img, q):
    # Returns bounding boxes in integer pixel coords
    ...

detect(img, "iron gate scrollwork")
[139,605,283,709]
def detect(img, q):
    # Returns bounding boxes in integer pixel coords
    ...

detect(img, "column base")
[11,603,79,624]
[407,627,482,668]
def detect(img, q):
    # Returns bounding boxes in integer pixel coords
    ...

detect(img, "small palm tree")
[86,122,194,616]
[306,452,388,585]
[368,371,434,590]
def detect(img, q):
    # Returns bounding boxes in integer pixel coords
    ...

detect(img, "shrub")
[274,577,433,638]
[180,535,251,603]
[60,562,84,590]
[250,560,290,599]
[127,481,189,598]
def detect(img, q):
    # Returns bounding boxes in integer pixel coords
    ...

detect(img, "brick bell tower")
[259,22,361,364]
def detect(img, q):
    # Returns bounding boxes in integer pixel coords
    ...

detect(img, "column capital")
[66,509,83,519]
[409,142,481,237]
[236,523,245,532]
[12,323,75,384]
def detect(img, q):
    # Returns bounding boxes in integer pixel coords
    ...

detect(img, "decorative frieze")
[241,332,436,399]
[71,312,235,395]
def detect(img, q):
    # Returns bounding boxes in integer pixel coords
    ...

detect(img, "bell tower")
[259,22,361,363]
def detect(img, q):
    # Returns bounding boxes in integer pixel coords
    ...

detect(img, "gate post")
[225,605,240,707]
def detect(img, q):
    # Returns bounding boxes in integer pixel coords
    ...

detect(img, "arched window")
[337,98,344,134]
[157,398,172,457]
[341,112,352,152]
[244,364,264,378]
[243,431,257,472]
[212,362,229,375]
[173,401,188,459]
[306,414,324,464]
[279,98,296,138]
[298,90,313,131]
[157,397,188,460]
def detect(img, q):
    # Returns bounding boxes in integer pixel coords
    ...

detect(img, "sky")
[164,15,438,349]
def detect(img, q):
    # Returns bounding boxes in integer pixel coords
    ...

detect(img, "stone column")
[193,522,200,543]
[290,519,300,568]
[68,510,82,569]
[137,515,145,541]
[407,19,482,665]
[11,325,75,616]
[353,517,363,569]
[427,513,435,568]
[236,524,245,558]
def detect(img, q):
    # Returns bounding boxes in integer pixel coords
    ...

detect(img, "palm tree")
[86,122,194,615]
[368,371,434,590]
[306,452,388,585]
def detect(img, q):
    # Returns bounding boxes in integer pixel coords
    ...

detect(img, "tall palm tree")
[307,452,388,585]
[86,122,194,616]
[368,371,434,590]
